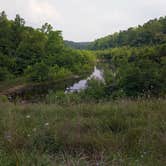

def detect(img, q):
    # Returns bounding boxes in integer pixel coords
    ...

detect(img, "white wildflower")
[4,132,12,142]
[45,122,49,126]
[33,128,37,132]
[26,115,31,119]
[143,151,147,155]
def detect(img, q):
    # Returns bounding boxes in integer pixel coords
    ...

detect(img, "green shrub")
[82,79,106,101]
[0,67,13,81]
[25,62,50,82]
[0,95,8,103]
[46,90,82,105]
[50,67,72,80]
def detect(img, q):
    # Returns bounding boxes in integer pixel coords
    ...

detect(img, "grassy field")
[0,98,165,165]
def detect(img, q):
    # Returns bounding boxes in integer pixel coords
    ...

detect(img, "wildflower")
[27,134,31,137]
[45,122,49,126]
[33,128,37,132]
[26,115,31,119]
[4,132,12,142]
[143,151,147,155]
[96,163,99,166]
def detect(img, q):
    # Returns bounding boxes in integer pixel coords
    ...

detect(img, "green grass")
[0,77,27,92]
[0,98,166,165]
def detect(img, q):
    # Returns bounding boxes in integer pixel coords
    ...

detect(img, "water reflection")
[66,66,104,93]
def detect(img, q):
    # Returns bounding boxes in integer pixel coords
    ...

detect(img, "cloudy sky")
[0,0,166,41]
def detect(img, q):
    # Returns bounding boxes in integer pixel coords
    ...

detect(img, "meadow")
[0,98,165,165]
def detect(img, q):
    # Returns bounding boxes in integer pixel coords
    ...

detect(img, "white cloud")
[28,0,62,23]
[0,0,63,28]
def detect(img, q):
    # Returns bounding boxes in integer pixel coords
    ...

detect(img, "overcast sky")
[0,0,166,41]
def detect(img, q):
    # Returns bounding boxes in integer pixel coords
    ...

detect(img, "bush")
[25,63,73,82]
[49,66,72,80]
[100,44,166,97]
[118,60,164,97]
[0,95,8,103]
[46,90,82,105]
[82,79,106,101]
[0,67,13,81]
[25,62,50,82]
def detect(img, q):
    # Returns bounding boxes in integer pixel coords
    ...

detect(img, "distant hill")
[64,40,91,49]
[89,16,166,50]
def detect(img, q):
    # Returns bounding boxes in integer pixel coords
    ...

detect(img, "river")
[65,66,104,92]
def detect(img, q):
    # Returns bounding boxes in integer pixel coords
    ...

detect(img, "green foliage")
[46,30,64,54]
[0,95,8,103]
[0,67,13,81]
[65,40,91,49]
[15,30,47,74]
[49,65,72,80]
[97,44,166,97]
[0,11,95,82]
[25,62,50,82]
[39,22,53,34]
[118,62,162,97]
[46,90,82,105]
[25,63,73,82]
[83,79,106,100]
[90,17,166,50]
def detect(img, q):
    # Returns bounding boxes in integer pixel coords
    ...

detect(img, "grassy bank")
[0,98,165,165]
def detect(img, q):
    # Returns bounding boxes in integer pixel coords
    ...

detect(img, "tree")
[0,11,13,56]
[25,62,50,82]
[40,23,53,35]
[11,14,26,50]
[45,30,64,55]
[14,14,25,27]
[15,30,47,74]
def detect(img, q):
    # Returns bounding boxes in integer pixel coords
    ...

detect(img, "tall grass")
[0,98,165,165]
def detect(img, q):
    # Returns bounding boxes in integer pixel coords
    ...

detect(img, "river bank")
[0,75,83,102]
[0,66,98,102]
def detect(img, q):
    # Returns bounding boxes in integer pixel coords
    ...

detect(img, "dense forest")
[65,17,166,51]
[0,11,95,82]
[68,17,166,50]
[65,40,90,50]
[95,44,166,98]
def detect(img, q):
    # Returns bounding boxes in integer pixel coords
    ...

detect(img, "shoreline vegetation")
[0,70,92,95]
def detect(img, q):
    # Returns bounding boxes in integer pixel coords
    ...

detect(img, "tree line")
[89,17,166,50]
[0,11,95,82]
[91,44,165,98]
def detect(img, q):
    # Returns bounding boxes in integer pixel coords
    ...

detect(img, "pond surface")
[66,66,104,93]
[7,66,104,102]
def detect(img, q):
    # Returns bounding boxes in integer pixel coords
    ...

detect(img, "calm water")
[7,66,104,102]
[65,66,104,93]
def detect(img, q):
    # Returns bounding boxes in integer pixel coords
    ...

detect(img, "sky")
[0,0,166,41]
